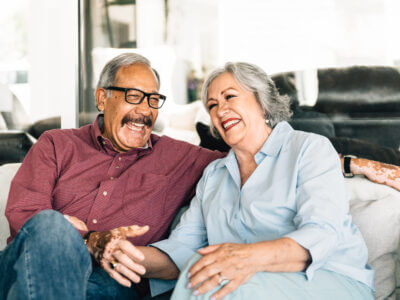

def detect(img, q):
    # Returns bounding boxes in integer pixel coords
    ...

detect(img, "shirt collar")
[91,114,153,154]
[220,121,293,169]
[258,121,292,157]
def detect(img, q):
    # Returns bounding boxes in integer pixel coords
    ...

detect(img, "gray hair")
[201,62,292,137]
[96,53,160,94]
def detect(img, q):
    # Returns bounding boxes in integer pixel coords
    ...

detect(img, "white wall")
[28,0,78,128]
[217,0,400,74]
[136,0,165,48]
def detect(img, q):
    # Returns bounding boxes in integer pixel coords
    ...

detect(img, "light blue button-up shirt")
[150,121,374,295]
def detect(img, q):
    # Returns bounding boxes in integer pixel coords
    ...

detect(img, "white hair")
[201,62,292,137]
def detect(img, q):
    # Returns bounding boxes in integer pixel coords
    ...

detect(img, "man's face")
[96,63,159,152]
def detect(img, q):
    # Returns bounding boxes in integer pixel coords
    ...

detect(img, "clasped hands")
[65,215,261,297]
[65,215,148,287]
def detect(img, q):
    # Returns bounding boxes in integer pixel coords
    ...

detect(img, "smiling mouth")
[125,122,145,132]
[221,118,241,132]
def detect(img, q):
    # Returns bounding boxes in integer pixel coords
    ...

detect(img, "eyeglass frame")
[104,86,167,109]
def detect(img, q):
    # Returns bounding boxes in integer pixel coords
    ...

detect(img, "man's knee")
[22,210,80,245]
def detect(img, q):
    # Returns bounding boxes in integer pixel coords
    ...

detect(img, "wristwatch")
[343,155,357,178]
[83,230,95,245]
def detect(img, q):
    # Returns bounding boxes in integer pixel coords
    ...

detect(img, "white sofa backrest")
[0,163,21,250]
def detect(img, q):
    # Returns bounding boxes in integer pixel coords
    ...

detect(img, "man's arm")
[340,157,400,191]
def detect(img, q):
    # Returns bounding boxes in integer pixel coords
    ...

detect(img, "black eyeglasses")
[104,86,166,109]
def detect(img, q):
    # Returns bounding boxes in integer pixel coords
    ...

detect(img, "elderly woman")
[84,62,375,299]
[147,62,375,299]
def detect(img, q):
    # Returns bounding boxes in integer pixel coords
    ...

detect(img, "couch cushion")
[346,176,400,300]
[27,116,61,139]
[271,72,298,109]
[329,136,400,166]
[0,163,21,250]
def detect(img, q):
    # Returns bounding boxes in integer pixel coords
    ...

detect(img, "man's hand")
[86,225,149,287]
[350,158,400,191]
[64,215,88,231]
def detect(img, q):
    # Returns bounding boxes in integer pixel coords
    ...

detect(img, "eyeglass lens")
[126,89,163,108]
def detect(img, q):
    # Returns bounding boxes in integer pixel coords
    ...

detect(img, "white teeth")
[126,122,145,131]
[131,122,144,127]
[223,119,240,129]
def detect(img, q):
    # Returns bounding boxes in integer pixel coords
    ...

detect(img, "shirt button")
[103,191,107,196]
[115,165,120,169]
[118,157,122,161]
[92,219,97,224]
[110,177,114,180]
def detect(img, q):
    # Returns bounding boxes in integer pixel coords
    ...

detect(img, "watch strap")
[83,230,95,245]
[343,155,356,178]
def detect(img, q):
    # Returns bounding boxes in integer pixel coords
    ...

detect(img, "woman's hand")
[86,225,149,287]
[186,238,310,299]
[187,243,258,300]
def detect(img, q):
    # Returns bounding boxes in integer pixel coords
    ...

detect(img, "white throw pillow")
[345,176,400,300]
[0,163,21,250]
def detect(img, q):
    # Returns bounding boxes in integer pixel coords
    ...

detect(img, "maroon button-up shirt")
[6,115,223,246]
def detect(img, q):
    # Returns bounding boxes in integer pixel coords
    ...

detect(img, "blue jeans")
[0,210,139,299]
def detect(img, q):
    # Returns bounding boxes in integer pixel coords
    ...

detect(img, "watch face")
[343,172,354,178]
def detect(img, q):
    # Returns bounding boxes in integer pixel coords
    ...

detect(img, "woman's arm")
[137,246,179,279]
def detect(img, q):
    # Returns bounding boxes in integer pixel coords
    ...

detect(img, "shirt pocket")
[122,173,169,226]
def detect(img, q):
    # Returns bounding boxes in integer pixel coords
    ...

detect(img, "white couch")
[0,101,399,299]
[1,163,400,299]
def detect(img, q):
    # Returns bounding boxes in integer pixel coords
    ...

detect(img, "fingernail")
[63,215,69,220]
[193,290,199,296]
[210,297,216,300]
[186,282,192,289]
[187,272,191,278]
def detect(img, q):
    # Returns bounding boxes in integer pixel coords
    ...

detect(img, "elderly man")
[1,53,223,299]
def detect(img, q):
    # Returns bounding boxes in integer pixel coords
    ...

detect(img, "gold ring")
[217,273,228,285]
[110,260,118,269]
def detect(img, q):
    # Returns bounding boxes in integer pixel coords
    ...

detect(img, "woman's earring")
[265,119,271,126]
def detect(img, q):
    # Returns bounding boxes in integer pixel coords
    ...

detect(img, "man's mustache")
[121,114,153,127]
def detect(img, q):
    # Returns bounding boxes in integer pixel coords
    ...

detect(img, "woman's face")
[206,72,268,149]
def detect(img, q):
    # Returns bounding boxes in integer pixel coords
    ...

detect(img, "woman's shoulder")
[202,155,227,175]
[287,126,332,148]
[279,125,335,159]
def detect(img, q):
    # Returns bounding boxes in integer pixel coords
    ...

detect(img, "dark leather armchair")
[273,66,400,149]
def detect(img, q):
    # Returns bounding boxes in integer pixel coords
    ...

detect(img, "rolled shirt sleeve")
[284,135,348,280]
